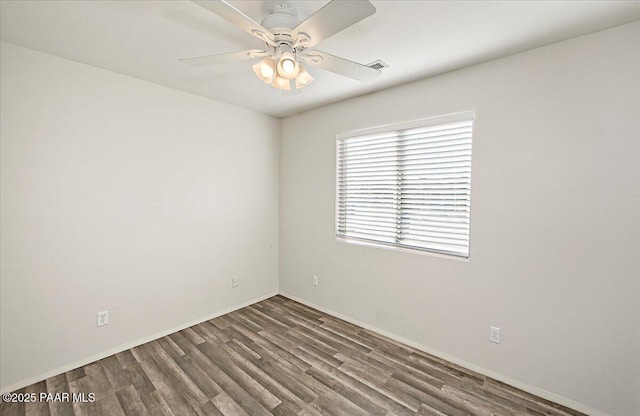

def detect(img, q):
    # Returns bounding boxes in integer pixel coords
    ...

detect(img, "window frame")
[335,111,474,260]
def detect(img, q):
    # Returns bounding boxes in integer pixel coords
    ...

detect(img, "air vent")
[366,60,388,71]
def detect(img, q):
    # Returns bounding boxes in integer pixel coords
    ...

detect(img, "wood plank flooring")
[1,295,586,416]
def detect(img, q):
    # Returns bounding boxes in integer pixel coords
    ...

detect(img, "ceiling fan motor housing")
[261,3,301,31]
[260,7,304,63]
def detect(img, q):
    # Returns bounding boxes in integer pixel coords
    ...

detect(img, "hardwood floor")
[1,295,585,416]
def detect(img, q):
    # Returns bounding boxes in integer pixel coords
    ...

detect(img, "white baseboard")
[279,292,608,416]
[0,291,278,395]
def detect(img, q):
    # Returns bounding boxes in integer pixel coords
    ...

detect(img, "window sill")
[335,237,471,263]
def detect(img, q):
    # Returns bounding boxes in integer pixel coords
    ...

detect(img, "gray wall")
[0,42,280,390]
[279,22,639,416]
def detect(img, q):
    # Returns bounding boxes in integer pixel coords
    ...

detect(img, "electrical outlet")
[312,275,318,287]
[97,310,109,327]
[489,326,500,344]
[232,276,239,288]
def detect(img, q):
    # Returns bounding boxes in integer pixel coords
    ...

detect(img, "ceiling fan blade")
[303,50,381,82]
[179,49,267,67]
[192,0,275,44]
[292,0,376,48]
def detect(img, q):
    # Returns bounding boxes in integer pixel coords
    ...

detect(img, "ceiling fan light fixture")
[254,57,312,91]
[252,58,277,84]
[295,64,314,89]
[277,52,300,80]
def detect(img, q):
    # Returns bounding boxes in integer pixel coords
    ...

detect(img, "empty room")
[1,1,638,415]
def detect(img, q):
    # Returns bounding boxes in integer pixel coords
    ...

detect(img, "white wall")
[0,42,280,390]
[280,22,639,416]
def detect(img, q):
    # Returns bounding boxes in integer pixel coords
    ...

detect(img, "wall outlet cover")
[97,310,109,327]
[490,326,500,343]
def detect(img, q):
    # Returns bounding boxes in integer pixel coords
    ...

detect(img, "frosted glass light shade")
[252,58,277,84]
[295,64,314,89]
[271,74,291,90]
[277,52,299,80]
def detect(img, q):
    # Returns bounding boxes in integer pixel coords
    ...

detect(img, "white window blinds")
[336,113,473,258]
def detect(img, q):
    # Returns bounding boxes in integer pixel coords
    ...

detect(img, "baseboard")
[0,291,278,394]
[279,292,609,416]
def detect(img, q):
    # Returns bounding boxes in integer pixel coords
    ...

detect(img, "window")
[336,112,473,258]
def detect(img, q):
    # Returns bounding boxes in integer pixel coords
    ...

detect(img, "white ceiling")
[1,1,639,117]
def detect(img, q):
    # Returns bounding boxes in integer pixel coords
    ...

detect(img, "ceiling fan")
[179,0,382,93]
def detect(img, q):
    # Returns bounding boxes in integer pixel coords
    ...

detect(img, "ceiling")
[1,1,639,118]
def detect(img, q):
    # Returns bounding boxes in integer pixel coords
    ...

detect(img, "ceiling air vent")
[366,60,388,71]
